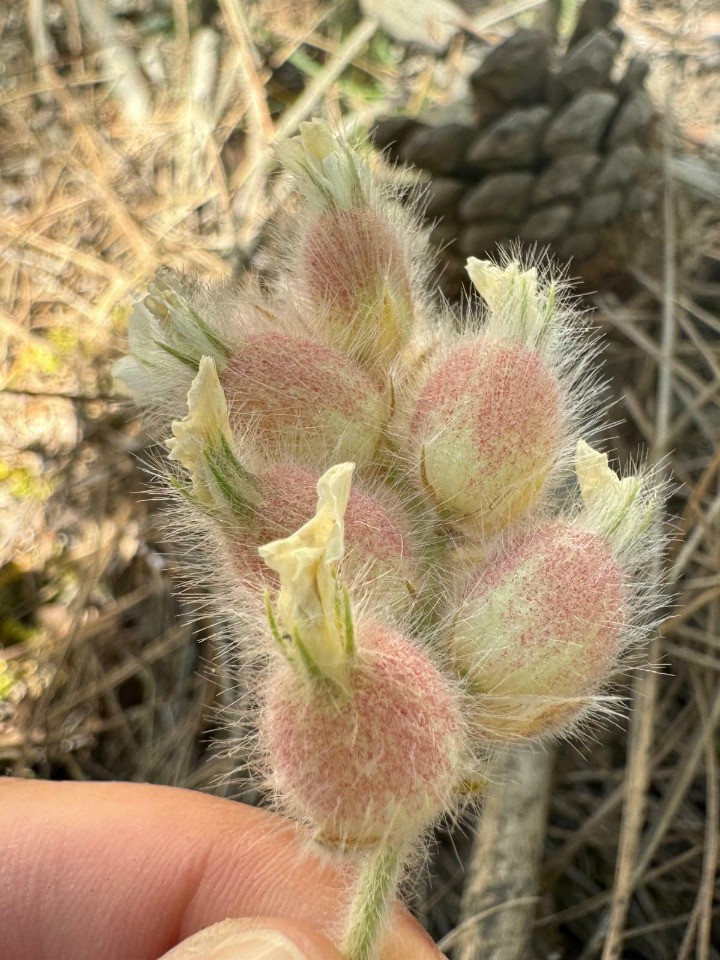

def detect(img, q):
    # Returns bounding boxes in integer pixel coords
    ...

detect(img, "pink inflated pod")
[450,519,625,739]
[402,256,601,540]
[447,440,665,741]
[113,268,390,468]
[275,120,431,377]
[408,334,565,537]
[220,328,390,467]
[225,460,425,614]
[261,617,463,849]
[256,463,465,851]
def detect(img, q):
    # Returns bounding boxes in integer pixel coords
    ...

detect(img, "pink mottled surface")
[222,332,387,462]
[301,205,411,313]
[299,204,415,370]
[460,520,626,697]
[224,463,419,592]
[261,622,461,847]
[410,338,563,526]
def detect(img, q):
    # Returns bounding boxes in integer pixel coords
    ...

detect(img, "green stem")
[341,844,405,960]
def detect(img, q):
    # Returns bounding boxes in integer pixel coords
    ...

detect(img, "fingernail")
[202,928,308,960]
[159,921,311,960]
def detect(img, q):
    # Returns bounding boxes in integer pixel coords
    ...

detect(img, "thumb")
[159,918,344,960]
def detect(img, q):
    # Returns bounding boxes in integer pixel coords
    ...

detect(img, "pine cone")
[373,0,658,296]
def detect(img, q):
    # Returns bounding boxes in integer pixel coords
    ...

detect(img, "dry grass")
[0,1,718,957]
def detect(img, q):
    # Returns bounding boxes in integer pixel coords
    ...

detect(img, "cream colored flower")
[298,118,336,162]
[275,119,360,210]
[259,462,355,689]
[466,257,551,344]
[575,439,655,544]
[467,257,538,309]
[576,440,639,508]
[167,356,232,505]
[112,272,229,404]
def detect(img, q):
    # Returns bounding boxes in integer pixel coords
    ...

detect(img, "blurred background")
[1,1,719,957]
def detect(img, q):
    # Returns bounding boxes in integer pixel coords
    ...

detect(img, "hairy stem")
[342,844,404,960]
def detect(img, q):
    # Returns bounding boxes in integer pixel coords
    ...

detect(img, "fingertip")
[158,918,344,960]
[158,913,444,960]
[380,907,446,960]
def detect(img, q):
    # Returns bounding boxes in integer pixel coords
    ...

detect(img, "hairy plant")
[115,120,668,960]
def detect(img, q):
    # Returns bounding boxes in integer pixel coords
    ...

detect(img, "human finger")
[0,778,441,960]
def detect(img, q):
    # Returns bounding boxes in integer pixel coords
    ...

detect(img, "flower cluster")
[115,120,667,960]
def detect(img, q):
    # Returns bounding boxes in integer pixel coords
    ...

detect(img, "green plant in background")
[115,121,667,960]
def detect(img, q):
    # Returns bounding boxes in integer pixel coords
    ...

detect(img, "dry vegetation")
[0,1,718,958]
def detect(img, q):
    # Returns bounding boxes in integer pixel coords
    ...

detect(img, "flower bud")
[259,462,354,690]
[275,119,362,210]
[466,257,545,336]
[576,439,656,544]
[221,332,389,466]
[450,519,626,740]
[260,619,463,849]
[408,337,564,536]
[113,272,230,404]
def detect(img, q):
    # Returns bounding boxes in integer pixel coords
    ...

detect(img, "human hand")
[0,779,442,960]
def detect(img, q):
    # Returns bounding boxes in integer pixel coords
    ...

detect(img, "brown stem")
[452,745,553,960]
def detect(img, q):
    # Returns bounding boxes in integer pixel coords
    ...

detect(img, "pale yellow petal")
[465,258,544,341]
[275,120,337,180]
[275,120,359,211]
[466,258,537,310]
[167,355,231,504]
[299,119,336,161]
[465,258,508,313]
[576,439,618,504]
[576,439,647,543]
[259,462,355,687]
[576,439,639,504]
